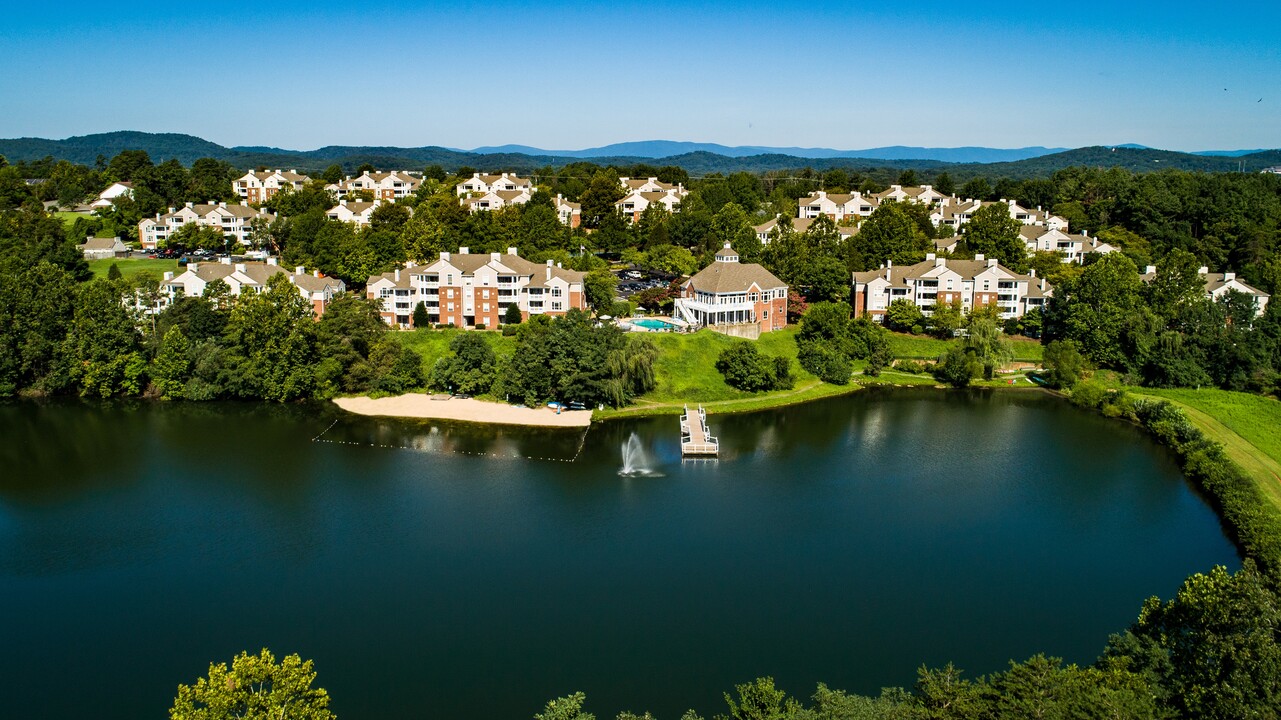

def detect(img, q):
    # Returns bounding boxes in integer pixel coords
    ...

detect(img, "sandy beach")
[333,394,594,427]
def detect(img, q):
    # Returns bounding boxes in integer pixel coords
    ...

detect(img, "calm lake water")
[0,389,1238,719]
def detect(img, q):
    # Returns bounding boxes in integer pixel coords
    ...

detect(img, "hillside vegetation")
[4,131,1277,177]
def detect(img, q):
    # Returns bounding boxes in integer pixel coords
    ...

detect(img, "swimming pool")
[630,318,675,330]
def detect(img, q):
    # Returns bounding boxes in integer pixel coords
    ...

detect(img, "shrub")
[716,342,792,392]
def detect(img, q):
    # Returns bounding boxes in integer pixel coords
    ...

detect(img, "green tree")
[1146,247,1205,324]
[1043,253,1145,369]
[153,326,192,399]
[169,649,333,720]
[412,301,431,328]
[851,202,930,271]
[321,164,344,184]
[535,692,594,720]
[584,270,618,314]
[579,170,625,228]
[928,300,964,339]
[1104,561,1281,719]
[884,298,924,333]
[934,344,981,387]
[504,303,522,325]
[432,332,496,395]
[106,263,122,281]
[715,342,790,392]
[718,677,803,720]
[963,203,1026,270]
[1041,340,1086,389]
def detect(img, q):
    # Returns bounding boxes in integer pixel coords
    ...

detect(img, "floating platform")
[680,404,719,457]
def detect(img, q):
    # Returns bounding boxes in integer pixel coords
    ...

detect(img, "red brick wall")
[472,287,500,328]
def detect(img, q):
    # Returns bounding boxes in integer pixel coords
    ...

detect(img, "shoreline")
[332,395,593,427]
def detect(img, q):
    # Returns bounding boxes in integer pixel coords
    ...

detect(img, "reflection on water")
[0,389,1242,720]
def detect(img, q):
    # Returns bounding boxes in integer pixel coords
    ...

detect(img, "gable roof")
[686,259,786,293]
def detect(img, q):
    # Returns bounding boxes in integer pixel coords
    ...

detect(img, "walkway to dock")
[680,404,719,456]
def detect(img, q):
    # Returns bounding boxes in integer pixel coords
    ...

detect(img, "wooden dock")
[680,404,719,456]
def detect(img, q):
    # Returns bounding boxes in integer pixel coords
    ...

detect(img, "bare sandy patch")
[333,395,593,428]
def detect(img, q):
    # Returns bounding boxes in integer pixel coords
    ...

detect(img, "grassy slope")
[887,332,1044,362]
[87,257,179,280]
[1133,388,1281,513]
[393,324,1040,417]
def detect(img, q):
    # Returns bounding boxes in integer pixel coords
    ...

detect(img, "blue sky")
[1,1,1277,151]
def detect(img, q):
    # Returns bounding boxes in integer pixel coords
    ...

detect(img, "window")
[447,303,454,311]
[552,301,562,311]
[551,287,563,298]
[483,303,490,312]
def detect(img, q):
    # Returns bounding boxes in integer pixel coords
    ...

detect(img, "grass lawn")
[887,331,1044,362]
[1132,387,1281,512]
[87,257,179,280]
[55,211,93,229]
[396,326,515,378]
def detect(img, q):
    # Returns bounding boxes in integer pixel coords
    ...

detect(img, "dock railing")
[680,404,719,456]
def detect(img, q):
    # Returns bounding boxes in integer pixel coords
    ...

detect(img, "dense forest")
[4,147,1281,400]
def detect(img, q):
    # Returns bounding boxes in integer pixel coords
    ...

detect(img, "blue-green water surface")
[0,389,1238,719]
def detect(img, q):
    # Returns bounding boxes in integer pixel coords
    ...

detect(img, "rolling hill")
[2,131,1278,179]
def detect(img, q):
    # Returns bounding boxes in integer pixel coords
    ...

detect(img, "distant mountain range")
[2,131,1279,179]
[467,141,1071,164]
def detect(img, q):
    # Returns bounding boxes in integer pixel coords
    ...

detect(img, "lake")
[0,389,1238,719]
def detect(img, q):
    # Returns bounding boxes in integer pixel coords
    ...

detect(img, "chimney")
[340,199,347,206]
[184,202,193,208]
[296,266,305,275]
[546,259,553,280]
[926,253,936,261]
[290,169,296,174]
[490,252,500,262]
[1224,272,1236,281]
[394,269,401,282]
[507,246,517,256]
[234,263,245,272]
[440,251,450,261]
[935,256,945,268]
[189,263,198,272]
[163,271,174,281]
[267,257,278,266]
[459,246,469,254]
[1145,265,1157,274]
[1040,278,1047,290]
[220,257,231,265]
[1198,266,1209,275]
[314,270,321,277]
[1030,268,1037,277]
[987,258,998,268]
[975,253,985,261]
[219,201,226,208]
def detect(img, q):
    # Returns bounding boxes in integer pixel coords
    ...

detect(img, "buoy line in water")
[311,418,590,463]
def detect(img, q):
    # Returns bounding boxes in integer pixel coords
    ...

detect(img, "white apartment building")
[326,199,385,226]
[753,216,858,244]
[1140,265,1271,316]
[617,177,688,223]
[233,170,310,204]
[852,254,1052,322]
[455,172,533,196]
[797,191,877,221]
[137,202,274,250]
[328,171,421,200]
[1020,226,1117,263]
[90,181,133,209]
[365,247,586,328]
[161,257,345,317]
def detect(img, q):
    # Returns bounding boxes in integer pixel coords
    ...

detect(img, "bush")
[798,342,852,385]
[503,303,522,325]
[934,345,981,387]
[432,332,496,395]
[716,342,792,392]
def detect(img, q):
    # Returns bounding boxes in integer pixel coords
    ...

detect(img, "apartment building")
[753,216,858,244]
[797,191,877,221]
[329,171,421,200]
[365,247,586,328]
[161,257,345,317]
[326,199,384,226]
[455,172,533,196]
[1021,226,1117,263]
[673,243,788,335]
[852,254,1052,322]
[90,181,133,209]
[464,188,532,213]
[233,170,310,204]
[616,177,688,223]
[1140,265,1271,316]
[137,202,274,250]
[554,194,581,227]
